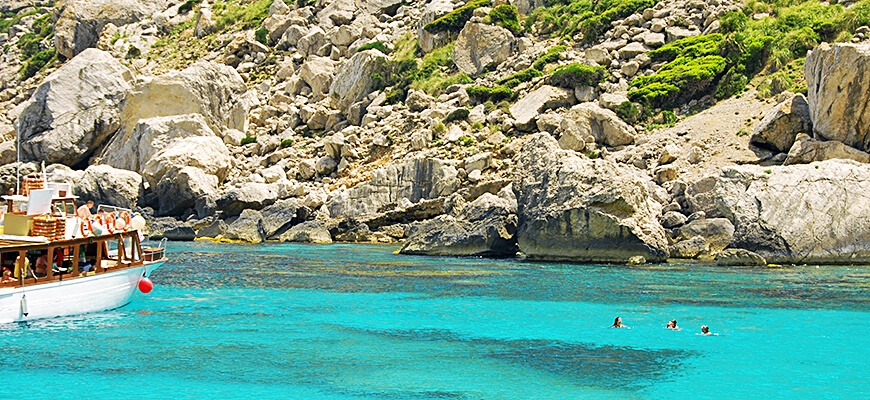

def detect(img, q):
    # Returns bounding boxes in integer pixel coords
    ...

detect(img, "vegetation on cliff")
[525,0,657,41]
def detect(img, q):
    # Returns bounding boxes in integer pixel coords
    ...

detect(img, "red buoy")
[138,277,153,293]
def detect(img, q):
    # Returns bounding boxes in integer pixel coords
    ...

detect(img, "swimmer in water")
[701,325,713,335]
[666,319,681,331]
[611,316,629,329]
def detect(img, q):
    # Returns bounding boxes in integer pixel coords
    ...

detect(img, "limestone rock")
[805,43,870,152]
[677,218,734,254]
[300,56,338,97]
[750,93,812,153]
[685,160,870,264]
[260,198,302,238]
[784,133,870,165]
[326,157,460,217]
[557,102,636,148]
[196,219,228,239]
[216,182,280,217]
[141,136,231,188]
[453,22,515,76]
[119,61,255,142]
[74,164,143,209]
[147,217,196,241]
[400,193,519,256]
[103,113,215,175]
[417,0,455,53]
[661,210,687,228]
[329,50,385,112]
[509,85,573,132]
[669,236,707,259]
[54,0,166,59]
[513,133,669,262]
[15,49,132,166]
[277,221,333,243]
[224,209,267,243]
[153,166,219,217]
[716,249,767,266]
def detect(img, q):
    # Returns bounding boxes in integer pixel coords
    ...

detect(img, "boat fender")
[138,277,153,294]
[20,295,28,317]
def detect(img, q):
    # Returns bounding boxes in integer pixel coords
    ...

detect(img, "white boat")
[0,179,167,323]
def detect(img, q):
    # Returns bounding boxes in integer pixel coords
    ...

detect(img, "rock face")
[216,183,280,217]
[153,166,219,217]
[329,49,385,113]
[224,209,267,243]
[54,0,167,59]
[118,61,255,141]
[510,85,573,132]
[277,221,333,243]
[805,43,870,152]
[750,93,812,153]
[15,49,133,166]
[325,157,460,217]
[417,0,454,52]
[142,135,231,188]
[685,160,870,264]
[453,22,515,76]
[147,217,196,241]
[400,192,519,256]
[74,164,143,209]
[513,134,669,262]
[557,102,636,148]
[784,133,870,166]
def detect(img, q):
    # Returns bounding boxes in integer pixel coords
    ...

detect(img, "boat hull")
[0,260,165,323]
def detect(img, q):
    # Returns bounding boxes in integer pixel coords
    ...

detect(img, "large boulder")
[54,0,167,59]
[141,136,232,188]
[685,160,870,264]
[805,43,870,152]
[677,218,734,254]
[417,0,454,53]
[750,93,812,153]
[784,133,870,166]
[119,61,255,141]
[277,221,333,243]
[224,209,267,243]
[102,113,216,174]
[400,192,519,256]
[453,22,515,76]
[509,85,574,132]
[326,157,460,217]
[329,50,385,113]
[146,217,196,241]
[513,133,669,262]
[153,166,219,217]
[74,164,143,209]
[557,102,636,148]
[260,199,302,238]
[14,49,132,166]
[300,56,337,97]
[216,182,280,217]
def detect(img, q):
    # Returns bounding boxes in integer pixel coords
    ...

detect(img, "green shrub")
[466,85,513,103]
[358,41,389,54]
[410,42,473,96]
[18,32,42,60]
[20,48,55,79]
[32,13,52,37]
[216,0,272,30]
[126,46,141,59]
[532,45,565,71]
[487,5,521,34]
[525,0,654,40]
[444,108,470,123]
[614,101,641,123]
[280,139,294,149]
[255,27,269,45]
[458,135,475,146]
[433,121,447,135]
[424,0,492,34]
[497,68,543,88]
[550,63,606,88]
[630,55,726,109]
[241,136,257,145]
[178,0,201,14]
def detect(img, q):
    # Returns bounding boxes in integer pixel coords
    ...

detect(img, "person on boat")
[611,316,628,329]
[77,200,94,219]
[666,319,681,330]
[701,325,713,335]
[1,268,13,283]
[34,254,49,278]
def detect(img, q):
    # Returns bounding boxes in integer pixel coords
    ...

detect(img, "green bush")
[280,139,294,149]
[466,85,513,103]
[487,5,521,34]
[444,108,470,123]
[255,27,269,45]
[424,0,492,34]
[458,135,475,146]
[126,46,141,59]
[550,63,606,88]
[358,41,389,54]
[216,0,272,30]
[20,48,54,79]
[630,55,726,109]
[241,136,257,145]
[525,0,654,40]
[497,68,543,88]
[178,0,201,14]
[531,45,565,71]
[614,101,641,123]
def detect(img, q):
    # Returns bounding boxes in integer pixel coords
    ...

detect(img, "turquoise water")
[1,242,869,399]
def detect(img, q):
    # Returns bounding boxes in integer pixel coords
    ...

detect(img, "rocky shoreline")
[2,0,870,265]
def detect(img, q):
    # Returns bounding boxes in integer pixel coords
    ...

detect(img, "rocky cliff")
[2,0,870,265]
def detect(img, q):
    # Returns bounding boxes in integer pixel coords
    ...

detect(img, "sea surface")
[1,241,868,399]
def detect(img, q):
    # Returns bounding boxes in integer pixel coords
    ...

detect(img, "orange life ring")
[119,211,131,231]
[104,213,116,234]
[79,218,93,237]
